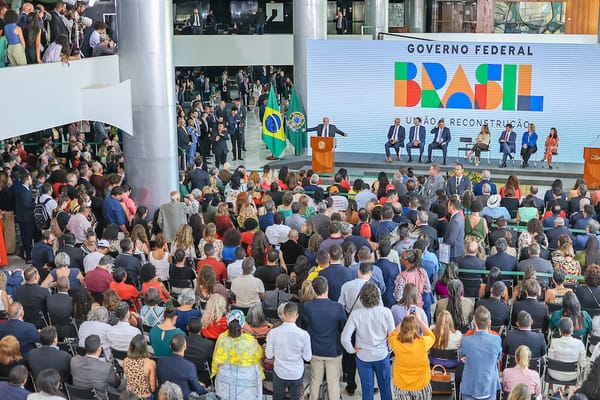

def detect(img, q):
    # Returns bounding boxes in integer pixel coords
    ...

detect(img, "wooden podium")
[311,136,335,174]
[584,147,600,189]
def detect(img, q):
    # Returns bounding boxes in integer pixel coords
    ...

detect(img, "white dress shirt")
[265,322,312,380]
[107,321,141,352]
[341,304,395,362]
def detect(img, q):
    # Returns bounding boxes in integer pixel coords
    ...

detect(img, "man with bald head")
[18,2,33,28]
[455,240,486,292]
[0,302,40,356]
[384,118,405,163]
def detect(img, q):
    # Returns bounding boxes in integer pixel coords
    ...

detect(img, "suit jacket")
[430,126,451,144]
[446,175,472,197]
[408,125,426,144]
[0,381,29,400]
[185,335,215,385]
[485,251,518,272]
[475,297,510,327]
[546,226,574,249]
[517,256,553,286]
[14,284,49,329]
[306,124,346,137]
[503,328,547,358]
[456,255,485,279]
[473,179,498,196]
[387,125,406,145]
[27,346,72,381]
[47,293,75,339]
[0,319,40,356]
[12,182,34,223]
[458,331,502,398]
[57,245,84,271]
[70,355,120,392]
[443,212,465,259]
[186,168,210,191]
[489,227,518,248]
[211,128,229,151]
[114,253,142,286]
[334,15,347,31]
[49,10,69,43]
[157,354,205,399]
[511,298,549,331]
[498,130,517,151]
[177,126,190,151]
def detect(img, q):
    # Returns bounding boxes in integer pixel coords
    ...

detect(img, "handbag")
[430,364,452,395]
[317,382,328,400]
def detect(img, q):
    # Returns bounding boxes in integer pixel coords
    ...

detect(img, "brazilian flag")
[262,87,287,158]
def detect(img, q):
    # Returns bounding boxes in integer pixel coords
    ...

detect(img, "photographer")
[91,33,116,57]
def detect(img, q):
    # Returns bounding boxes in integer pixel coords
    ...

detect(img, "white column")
[406,0,427,33]
[117,0,178,213]
[365,0,389,38]
[293,0,327,113]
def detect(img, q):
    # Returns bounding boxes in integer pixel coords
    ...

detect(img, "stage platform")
[266,152,584,187]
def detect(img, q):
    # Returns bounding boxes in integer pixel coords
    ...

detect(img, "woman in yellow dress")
[465,124,491,166]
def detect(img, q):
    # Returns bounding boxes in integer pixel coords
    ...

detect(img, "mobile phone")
[409,305,416,315]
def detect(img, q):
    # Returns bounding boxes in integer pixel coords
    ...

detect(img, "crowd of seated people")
[0,140,597,399]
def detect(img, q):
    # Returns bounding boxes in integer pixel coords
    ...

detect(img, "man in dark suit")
[49,1,69,44]
[185,158,210,191]
[504,310,546,359]
[305,117,347,137]
[71,334,122,394]
[426,119,451,165]
[211,121,229,168]
[184,318,215,386]
[334,10,347,34]
[488,218,518,248]
[511,279,549,331]
[0,365,30,400]
[375,239,400,308]
[475,281,510,328]
[27,326,71,381]
[499,123,517,168]
[443,199,465,261]
[485,238,518,272]
[0,303,40,356]
[114,239,142,287]
[406,117,426,163]
[56,233,84,271]
[542,203,563,228]
[226,106,243,161]
[517,243,553,286]
[14,267,48,329]
[158,333,206,399]
[447,163,472,198]
[384,118,405,163]
[12,172,35,262]
[473,170,498,196]
[46,277,75,340]
[572,204,594,230]
[456,240,485,279]
[177,117,191,168]
[546,217,574,249]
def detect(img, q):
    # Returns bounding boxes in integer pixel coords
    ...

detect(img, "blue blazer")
[521,132,538,147]
[387,125,405,144]
[157,355,205,399]
[459,331,502,398]
[430,126,451,144]
[498,130,516,150]
[409,125,426,144]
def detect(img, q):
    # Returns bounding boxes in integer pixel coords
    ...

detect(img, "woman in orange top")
[140,263,171,304]
[500,175,522,200]
[388,311,435,400]
[542,127,559,170]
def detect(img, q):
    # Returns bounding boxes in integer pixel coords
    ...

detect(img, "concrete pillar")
[406,0,427,33]
[365,0,389,38]
[117,0,178,213]
[293,0,327,113]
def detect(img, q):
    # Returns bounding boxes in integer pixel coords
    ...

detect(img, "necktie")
[324,125,328,137]
[195,15,199,26]
[456,177,460,188]
[393,126,398,141]
[437,128,443,143]
[505,131,509,142]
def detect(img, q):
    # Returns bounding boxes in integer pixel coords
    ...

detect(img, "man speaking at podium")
[304,117,348,137]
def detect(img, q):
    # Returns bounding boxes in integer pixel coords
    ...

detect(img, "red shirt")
[85,267,114,293]
[197,257,227,282]
[142,281,169,302]
[110,281,140,310]
[201,316,228,339]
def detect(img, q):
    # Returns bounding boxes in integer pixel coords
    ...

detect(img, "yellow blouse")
[389,329,435,391]
[211,331,263,377]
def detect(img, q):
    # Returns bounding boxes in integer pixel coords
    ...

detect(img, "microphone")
[589,134,600,146]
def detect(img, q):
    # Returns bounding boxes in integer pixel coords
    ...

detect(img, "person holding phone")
[388,309,435,400]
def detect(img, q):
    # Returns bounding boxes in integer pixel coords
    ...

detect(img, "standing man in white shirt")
[265,302,312,400]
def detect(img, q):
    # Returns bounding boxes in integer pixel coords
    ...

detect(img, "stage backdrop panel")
[306,40,600,164]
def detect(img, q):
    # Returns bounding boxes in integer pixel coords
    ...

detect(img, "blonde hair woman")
[430,310,462,368]
[501,345,542,397]
[130,224,150,264]
[197,223,223,260]
[171,224,196,260]
[466,123,491,166]
[237,201,258,229]
[200,293,228,340]
[520,123,538,168]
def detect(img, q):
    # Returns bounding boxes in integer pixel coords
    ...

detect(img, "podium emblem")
[318,140,326,150]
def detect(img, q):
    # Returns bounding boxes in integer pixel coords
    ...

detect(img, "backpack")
[34,198,52,230]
